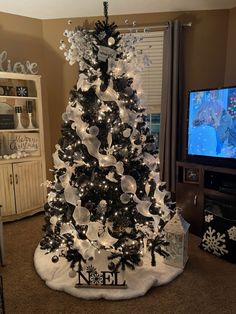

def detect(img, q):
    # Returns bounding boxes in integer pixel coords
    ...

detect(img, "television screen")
[188,86,236,160]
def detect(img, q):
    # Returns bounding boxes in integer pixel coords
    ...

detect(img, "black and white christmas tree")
[35,2,181,299]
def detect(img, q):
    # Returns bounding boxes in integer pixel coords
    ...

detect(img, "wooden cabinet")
[14,161,45,214]
[0,161,45,218]
[176,181,204,236]
[0,72,46,221]
[176,161,236,236]
[0,164,15,216]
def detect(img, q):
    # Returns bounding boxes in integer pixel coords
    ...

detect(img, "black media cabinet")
[176,161,236,236]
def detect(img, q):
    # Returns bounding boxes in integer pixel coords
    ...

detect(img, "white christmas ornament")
[123,128,131,138]
[115,161,124,175]
[108,37,115,46]
[121,175,137,194]
[99,227,118,246]
[106,171,118,182]
[69,270,77,278]
[73,201,90,225]
[50,216,58,226]
[98,200,107,209]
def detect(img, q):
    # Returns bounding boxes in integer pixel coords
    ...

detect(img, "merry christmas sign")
[3,132,40,156]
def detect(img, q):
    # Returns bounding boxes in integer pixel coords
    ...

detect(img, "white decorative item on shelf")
[163,209,190,269]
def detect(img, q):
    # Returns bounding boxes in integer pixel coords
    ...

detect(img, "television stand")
[176,161,236,236]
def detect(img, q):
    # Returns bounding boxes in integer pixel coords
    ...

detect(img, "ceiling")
[0,0,236,20]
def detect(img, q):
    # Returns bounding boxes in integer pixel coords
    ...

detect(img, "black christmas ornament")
[108,262,115,271]
[52,255,59,263]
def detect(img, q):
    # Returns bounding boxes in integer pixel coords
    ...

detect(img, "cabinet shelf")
[0,128,39,133]
[204,188,236,200]
[0,95,38,100]
[0,156,42,164]
[176,161,236,236]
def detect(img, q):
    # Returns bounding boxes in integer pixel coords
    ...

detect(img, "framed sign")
[2,132,40,156]
[0,103,14,129]
[183,167,200,184]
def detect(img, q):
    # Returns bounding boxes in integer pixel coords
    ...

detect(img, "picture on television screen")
[188,87,236,159]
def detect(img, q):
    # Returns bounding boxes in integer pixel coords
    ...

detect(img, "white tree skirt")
[34,245,183,300]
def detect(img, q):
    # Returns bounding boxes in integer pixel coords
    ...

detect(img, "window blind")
[135,31,164,114]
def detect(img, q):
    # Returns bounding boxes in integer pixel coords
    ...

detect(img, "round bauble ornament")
[89,126,99,136]
[108,262,116,271]
[77,174,89,186]
[69,269,77,278]
[121,175,137,194]
[52,255,59,263]
[123,128,131,138]
[108,37,115,46]
[39,239,46,247]
[120,193,131,204]
[99,200,107,209]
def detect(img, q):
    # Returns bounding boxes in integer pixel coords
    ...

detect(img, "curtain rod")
[117,22,192,32]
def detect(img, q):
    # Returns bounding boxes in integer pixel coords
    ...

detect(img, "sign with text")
[3,132,40,156]
[75,265,127,289]
[0,51,38,74]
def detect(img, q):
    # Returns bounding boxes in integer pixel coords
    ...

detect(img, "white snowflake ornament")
[205,214,214,223]
[227,226,236,241]
[202,227,228,256]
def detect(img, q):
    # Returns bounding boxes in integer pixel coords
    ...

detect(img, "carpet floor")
[0,213,235,314]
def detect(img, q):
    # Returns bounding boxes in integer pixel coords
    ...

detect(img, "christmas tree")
[36,2,174,293]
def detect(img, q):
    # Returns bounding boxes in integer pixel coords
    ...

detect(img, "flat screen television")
[187,86,236,167]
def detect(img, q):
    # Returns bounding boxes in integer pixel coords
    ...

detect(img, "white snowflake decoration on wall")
[205,214,214,223]
[202,227,228,256]
[227,226,236,241]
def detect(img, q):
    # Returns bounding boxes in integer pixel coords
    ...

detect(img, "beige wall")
[0,12,51,175]
[1,8,235,171]
[225,7,236,85]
